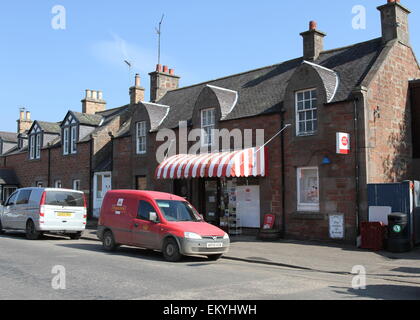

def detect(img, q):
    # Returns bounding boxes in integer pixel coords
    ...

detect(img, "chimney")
[16,107,33,134]
[300,21,326,61]
[377,0,410,45]
[149,64,180,103]
[82,89,106,114]
[129,74,145,105]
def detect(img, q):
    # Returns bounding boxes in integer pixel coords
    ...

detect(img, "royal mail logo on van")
[112,199,127,215]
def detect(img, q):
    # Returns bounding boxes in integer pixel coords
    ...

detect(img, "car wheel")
[0,219,5,234]
[69,232,82,240]
[207,254,223,261]
[162,238,182,262]
[102,230,118,252]
[25,220,41,240]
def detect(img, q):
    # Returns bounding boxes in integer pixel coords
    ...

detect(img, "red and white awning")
[155,147,267,180]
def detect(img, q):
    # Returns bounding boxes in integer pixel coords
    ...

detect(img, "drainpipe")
[47,143,51,187]
[89,136,94,220]
[353,97,361,242]
[280,108,287,238]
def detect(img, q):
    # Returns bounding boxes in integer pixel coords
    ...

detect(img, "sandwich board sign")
[336,133,350,155]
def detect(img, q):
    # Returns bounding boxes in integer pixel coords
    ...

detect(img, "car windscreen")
[156,200,203,222]
[45,191,84,207]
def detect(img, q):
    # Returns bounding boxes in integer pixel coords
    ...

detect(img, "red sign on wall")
[336,133,350,155]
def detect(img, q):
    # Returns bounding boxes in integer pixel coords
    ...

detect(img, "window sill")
[291,212,325,220]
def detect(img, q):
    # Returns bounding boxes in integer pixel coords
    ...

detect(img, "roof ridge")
[162,57,303,94]
[319,37,382,55]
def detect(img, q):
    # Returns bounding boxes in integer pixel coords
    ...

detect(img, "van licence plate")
[207,243,223,248]
[56,212,73,217]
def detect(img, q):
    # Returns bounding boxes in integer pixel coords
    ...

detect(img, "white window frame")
[30,135,35,159]
[54,180,62,189]
[63,128,69,155]
[70,126,77,154]
[35,134,41,159]
[297,167,320,212]
[136,121,147,155]
[73,179,81,191]
[296,89,318,136]
[201,108,216,147]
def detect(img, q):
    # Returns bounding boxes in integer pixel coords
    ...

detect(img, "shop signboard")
[336,132,350,155]
[329,214,345,239]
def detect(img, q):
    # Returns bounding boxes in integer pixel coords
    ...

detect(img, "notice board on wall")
[236,185,260,228]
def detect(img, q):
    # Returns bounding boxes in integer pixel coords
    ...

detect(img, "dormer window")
[29,123,42,160]
[296,89,318,136]
[136,121,147,154]
[201,108,216,147]
[62,114,78,155]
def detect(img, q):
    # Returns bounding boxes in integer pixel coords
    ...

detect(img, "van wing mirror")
[149,212,158,223]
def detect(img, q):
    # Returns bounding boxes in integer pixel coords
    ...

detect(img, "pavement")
[81,222,420,286]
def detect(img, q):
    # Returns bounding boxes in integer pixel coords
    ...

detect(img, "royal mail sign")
[336,132,350,155]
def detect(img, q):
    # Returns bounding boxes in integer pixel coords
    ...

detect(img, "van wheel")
[26,220,40,240]
[163,238,182,262]
[69,232,82,240]
[0,219,5,234]
[102,231,118,252]
[207,254,223,261]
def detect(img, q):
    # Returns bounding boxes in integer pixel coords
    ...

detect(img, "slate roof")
[71,112,104,126]
[156,38,384,129]
[37,121,61,134]
[0,132,18,143]
[0,168,19,185]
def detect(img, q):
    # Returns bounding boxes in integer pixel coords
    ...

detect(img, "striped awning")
[155,147,267,180]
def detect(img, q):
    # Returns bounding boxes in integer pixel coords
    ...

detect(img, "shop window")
[201,108,216,146]
[136,121,147,154]
[136,176,147,190]
[296,89,318,136]
[297,167,319,212]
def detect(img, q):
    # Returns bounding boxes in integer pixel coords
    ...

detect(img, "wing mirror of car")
[149,212,159,223]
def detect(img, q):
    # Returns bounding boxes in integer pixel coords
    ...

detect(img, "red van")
[97,190,230,262]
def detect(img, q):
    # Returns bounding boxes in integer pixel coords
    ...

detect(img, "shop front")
[0,168,19,204]
[155,147,267,235]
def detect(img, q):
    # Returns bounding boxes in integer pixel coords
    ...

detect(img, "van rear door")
[42,190,86,230]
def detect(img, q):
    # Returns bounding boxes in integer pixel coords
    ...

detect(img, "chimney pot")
[169,69,175,75]
[156,64,163,72]
[163,65,169,73]
[309,21,317,30]
[26,111,31,121]
[135,74,141,86]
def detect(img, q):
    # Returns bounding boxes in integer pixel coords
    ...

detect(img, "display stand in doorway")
[229,208,242,236]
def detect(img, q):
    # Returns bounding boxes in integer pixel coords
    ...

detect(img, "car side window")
[6,192,18,206]
[16,190,31,205]
[137,200,157,221]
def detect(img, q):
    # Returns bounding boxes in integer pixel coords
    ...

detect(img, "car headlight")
[223,233,230,240]
[184,232,202,240]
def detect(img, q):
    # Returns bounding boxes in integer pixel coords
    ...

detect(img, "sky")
[0,0,419,133]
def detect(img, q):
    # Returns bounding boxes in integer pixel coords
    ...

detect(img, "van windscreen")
[45,191,84,207]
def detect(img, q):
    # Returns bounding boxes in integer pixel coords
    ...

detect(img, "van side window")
[6,192,18,206]
[16,190,32,205]
[137,201,157,221]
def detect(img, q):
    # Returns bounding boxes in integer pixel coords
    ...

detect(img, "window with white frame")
[136,121,147,154]
[63,128,69,155]
[73,179,81,191]
[296,89,318,136]
[35,134,41,159]
[70,126,77,154]
[29,135,35,159]
[297,167,320,212]
[201,108,216,146]
[54,180,62,189]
